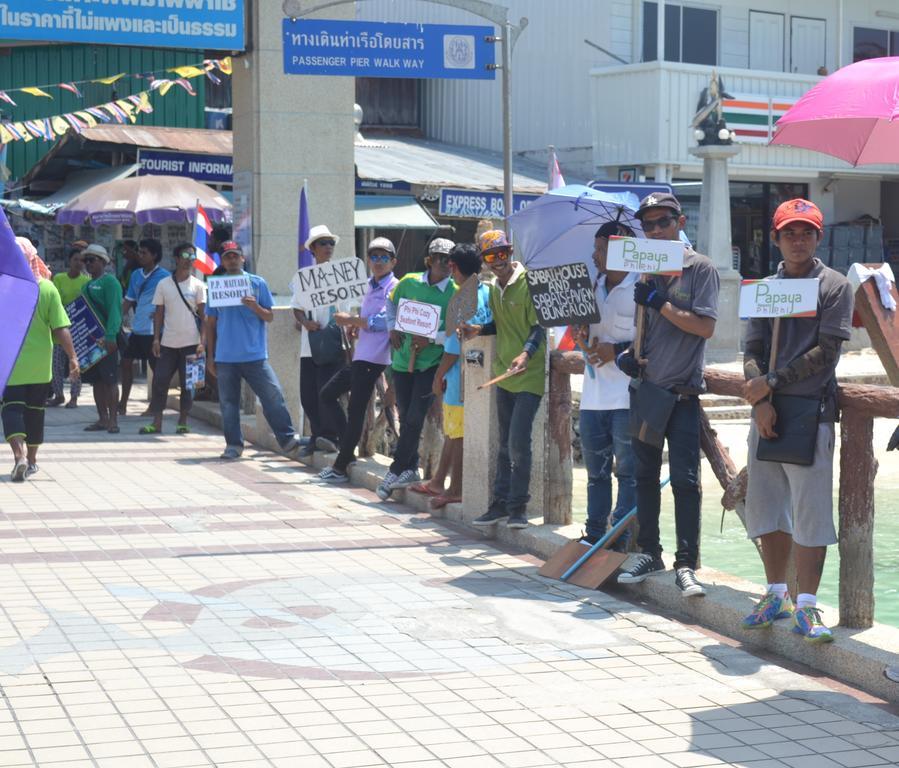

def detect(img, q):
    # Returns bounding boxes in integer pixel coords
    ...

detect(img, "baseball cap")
[636,192,682,219]
[478,229,511,255]
[367,236,396,256]
[428,237,455,255]
[81,243,109,263]
[220,240,243,256]
[773,198,823,232]
[70,239,88,252]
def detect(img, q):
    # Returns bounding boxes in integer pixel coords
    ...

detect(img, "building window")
[853,27,899,62]
[355,78,420,131]
[643,2,718,65]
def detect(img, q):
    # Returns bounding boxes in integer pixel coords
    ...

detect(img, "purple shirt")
[354,272,398,365]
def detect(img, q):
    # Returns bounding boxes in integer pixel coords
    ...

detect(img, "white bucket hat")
[82,243,110,263]
[305,224,340,251]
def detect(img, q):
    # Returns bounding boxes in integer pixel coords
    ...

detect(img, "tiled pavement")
[0,403,897,768]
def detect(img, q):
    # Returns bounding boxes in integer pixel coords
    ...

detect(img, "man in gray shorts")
[741,198,853,644]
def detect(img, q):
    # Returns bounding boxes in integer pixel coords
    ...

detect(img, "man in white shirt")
[577,222,638,547]
[141,243,206,435]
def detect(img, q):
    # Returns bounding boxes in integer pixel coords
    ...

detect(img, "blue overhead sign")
[439,188,539,219]
[283,19,495,80]
[138,149,233,185]
[0,0,245,51]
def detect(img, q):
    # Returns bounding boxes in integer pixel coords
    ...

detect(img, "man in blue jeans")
[576,222,638,548]
[205,241,299,460]
[615,193,719,597]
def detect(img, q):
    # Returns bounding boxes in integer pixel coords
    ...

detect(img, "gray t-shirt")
[745,259,853,398]
[642,249,720,392]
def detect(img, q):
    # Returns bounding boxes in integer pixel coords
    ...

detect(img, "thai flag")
[193,204,218,276]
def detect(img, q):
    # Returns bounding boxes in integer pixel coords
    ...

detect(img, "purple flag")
[0,207,39,392]
[298,185,313,269]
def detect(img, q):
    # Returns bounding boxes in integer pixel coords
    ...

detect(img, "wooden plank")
[853,267,899,387]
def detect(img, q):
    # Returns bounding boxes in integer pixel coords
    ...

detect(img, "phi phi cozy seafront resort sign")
[282,19,495,79]
[395,299,442,340]
[739,278,819,319]
[606,236,685,275]
[0,0,245,50]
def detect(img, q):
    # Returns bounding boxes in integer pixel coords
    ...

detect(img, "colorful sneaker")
[792,606,834,644]
[617,553,665,584]
[675,567,707,597]
[742,592,794,629]
[376,471,399,501]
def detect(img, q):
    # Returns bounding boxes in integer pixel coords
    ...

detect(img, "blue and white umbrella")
[508,184,642,278]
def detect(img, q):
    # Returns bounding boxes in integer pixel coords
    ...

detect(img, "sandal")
[430,494,462,509]
[409,483,442,496]
[138,425,159,435]
[84,423,107,432]
[107,425,120,434]
[175,424,190,434]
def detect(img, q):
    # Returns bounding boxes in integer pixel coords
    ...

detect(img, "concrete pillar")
[231,2,356,296]
[689,144,741,362]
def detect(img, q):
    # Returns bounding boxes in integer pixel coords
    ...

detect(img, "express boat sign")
[283,19,495,80]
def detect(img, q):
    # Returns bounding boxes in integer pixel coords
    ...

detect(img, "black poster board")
[525,262,600,328]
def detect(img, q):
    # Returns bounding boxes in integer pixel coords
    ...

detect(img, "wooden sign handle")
[767,317,781,400]
[408,345,418,373]
[634,274,648,362]
[477,368,520,390]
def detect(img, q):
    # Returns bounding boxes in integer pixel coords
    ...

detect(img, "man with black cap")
[615,193,720,596]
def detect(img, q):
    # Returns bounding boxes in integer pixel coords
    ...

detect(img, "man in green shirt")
[80,244,124,433]
[463,230,546,529]
[48,245,89,408]
[2,242,78,482]
[376,238,457,500]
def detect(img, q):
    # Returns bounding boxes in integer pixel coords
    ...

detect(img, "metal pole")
[502,17,513,235]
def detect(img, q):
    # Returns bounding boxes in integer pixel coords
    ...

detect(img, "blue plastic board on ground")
[283,19,495,80]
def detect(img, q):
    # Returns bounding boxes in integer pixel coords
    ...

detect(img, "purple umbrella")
[0,207,38,392]
[56,175,231,226]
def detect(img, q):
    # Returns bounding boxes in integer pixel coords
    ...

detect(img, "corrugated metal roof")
[354,136,549,193]
[77,125,233,155]
[355,195,438,229]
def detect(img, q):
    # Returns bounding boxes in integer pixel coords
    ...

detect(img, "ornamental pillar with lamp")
[690,71,741,362]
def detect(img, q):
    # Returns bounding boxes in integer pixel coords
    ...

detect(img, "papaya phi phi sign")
[606,236,684,275]
[739,278,819,319]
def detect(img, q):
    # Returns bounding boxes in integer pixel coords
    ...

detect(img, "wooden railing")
[549,351,899,629]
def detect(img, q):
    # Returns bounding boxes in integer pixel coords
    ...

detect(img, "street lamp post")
[283,0,527,234]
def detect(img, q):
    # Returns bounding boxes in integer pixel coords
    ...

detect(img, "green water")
[571,417,899,627]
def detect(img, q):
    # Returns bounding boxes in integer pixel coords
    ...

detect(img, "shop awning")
[354,194,438,230]
[2,163,140,216]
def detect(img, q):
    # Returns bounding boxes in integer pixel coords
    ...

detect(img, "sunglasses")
[641,215,678,232]
[179,251,197,259]
[368,252,393,263]
[483,249,511,264]
[315,239,336,247]
[82,256,98,263]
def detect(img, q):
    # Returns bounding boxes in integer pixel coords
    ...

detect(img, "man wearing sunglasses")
[464,230,546,530]
[615,193,719,597]
[376,238,457,500]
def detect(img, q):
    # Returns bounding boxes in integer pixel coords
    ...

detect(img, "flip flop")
[430,494,462,509]
[138,425,159,435]
[175,424,190,435]
[408,483,442,496]
[107,426,120,434]
[83,423,107,432]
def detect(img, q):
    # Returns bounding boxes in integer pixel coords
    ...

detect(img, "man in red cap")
[740,198,853,644]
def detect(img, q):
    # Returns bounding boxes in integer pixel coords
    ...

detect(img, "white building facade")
[359,0,899,277]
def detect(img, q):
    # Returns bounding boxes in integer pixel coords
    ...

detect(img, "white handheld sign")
[606,236,684,275]
[395,298,442,339]
[207,275,253,308]
[292,258,369,311]
[739,278,819,319]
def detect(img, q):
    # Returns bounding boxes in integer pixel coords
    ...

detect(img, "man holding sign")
[376,239,457,500]
[741,199,853,644]
[612,193,720,597]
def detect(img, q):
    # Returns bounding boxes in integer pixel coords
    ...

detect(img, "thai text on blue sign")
[0,0,245,51]
[65,297,108,373]
[283,19,495,80]
[138,149,233,185]
[439,188,539,219]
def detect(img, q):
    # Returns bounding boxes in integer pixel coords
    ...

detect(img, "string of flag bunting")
[0,57,232,107]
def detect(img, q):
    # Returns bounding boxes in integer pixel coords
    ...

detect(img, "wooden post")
[838,408,877,629]
[545,360,573,525]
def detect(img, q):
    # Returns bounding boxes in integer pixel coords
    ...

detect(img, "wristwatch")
[766,371,779,390]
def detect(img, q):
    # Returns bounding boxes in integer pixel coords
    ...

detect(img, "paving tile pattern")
[0,404,896,767]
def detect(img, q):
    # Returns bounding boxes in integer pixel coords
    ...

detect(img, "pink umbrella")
[770,56,899,166]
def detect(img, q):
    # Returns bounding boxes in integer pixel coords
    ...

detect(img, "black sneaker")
[617,553,665,584]
[675,567,707,597]
[506,508,528,529]
[472,502,508,527]
[578,533,600,546]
